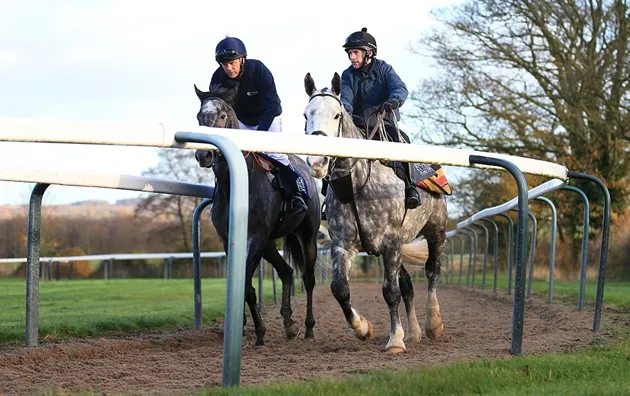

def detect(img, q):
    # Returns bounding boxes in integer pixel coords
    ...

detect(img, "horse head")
[303,72,357,179]
[193,82,240,169]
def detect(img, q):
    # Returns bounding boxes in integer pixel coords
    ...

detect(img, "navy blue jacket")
[210,59,282,131]
[341,58,408,128]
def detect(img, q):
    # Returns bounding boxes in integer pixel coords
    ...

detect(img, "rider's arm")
[255,61,282,131]
[340,70,354,114]
[383,63,408,108]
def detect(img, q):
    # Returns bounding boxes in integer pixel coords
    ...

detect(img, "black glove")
[380,100,399,112]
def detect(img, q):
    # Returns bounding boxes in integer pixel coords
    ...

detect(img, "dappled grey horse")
[303,73,448,353]
[193,83,321,348]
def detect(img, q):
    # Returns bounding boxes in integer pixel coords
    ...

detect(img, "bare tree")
[408,0,629,216]
[135,148,215,251]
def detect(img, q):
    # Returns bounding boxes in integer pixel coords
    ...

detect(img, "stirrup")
[405,187,421,209]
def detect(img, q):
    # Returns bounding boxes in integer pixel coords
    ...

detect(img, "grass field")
[202,339,630,395]
[0,278,276,344]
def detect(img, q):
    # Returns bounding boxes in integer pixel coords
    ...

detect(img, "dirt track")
[0,282,620,395]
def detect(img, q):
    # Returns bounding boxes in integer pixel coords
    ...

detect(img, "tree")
[407,0,629,271]
[409,0,629,215]
[135,148,215,251]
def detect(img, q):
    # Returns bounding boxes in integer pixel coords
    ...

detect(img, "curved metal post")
[562,185,590,310]
[480,218,499,293]
[567,171,610,332]
[534,196,557,304]
[461,228,477,287]
[469,155,529,356]
[454,234,465,285]
[525,210,538,300]
[175,132,249,387]
[192,198,213,330]
[25,183,50,347]
[496,213,515,295]
[472,222,490,290]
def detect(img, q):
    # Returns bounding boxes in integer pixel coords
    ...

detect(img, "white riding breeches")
[238,116,290,166]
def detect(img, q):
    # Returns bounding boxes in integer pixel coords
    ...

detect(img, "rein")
[307,92,377,254]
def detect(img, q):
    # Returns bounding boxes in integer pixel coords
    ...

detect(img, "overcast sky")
[0,0,461,206]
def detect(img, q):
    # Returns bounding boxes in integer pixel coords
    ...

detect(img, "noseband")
[307,93,344,138]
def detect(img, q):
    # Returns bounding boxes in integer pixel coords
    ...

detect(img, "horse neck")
[213,151,255,192]
[332,110,370,174]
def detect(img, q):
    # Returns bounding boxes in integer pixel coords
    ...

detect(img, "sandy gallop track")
[0,283,616,395]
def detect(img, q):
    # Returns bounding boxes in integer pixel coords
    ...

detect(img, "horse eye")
[334,114,341,120]
[220,114,227,119]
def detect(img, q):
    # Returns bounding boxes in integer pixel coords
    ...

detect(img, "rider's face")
[347,49,371,69]
[220,58,243,78]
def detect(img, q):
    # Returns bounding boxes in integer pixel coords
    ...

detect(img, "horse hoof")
[286,324,301,339]
[426,322,446,340]
[355,319,374,341]
[254,343,265,351]
[404,333,422,344]
[304,329,315,339]
[385,346,406,354]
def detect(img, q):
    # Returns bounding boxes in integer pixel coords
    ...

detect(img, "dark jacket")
[210,58,282,131]
[340,58,408,129]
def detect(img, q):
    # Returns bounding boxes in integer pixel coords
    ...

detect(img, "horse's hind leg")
[302,237,317,339]
[381,243,406,353]
[399,264,422,343]
[262,241,300,339]
[423,223,446,339]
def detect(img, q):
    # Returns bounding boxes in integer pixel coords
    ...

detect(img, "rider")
[340,28,421,209]
[210,36,309,215]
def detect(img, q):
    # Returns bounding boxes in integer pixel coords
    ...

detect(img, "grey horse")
[302,73,448,353]
[193,83,321,348]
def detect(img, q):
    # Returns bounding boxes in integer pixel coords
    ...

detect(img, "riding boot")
[403,162,421,209]
[278,163,308,215]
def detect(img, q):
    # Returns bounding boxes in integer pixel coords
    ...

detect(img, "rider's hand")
[380,100,399,112]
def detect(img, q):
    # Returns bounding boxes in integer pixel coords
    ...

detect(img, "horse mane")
[207,82,239,107]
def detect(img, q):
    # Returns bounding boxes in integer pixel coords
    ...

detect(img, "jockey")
[340,28,421,209]
[210,36,309,215]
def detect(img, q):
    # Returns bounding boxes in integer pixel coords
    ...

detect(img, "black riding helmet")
[342,27,377,56]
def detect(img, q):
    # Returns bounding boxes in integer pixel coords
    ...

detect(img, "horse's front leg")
[382,242,406,353]
[330,244,373,340]
[244,240,267,348]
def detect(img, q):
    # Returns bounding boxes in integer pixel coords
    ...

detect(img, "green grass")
[445,272,630,309]
[0,278,276,344]
[203,340,630,395]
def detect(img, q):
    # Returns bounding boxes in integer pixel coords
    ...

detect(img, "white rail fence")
[0,116,611,388]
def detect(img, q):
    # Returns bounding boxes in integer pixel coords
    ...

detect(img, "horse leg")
[302,237,317,339]
[399,264,422,343]
[423,226,446,339]
[262,242,301,339]
[244,250,267,348]
[330,245,373,340]
[382,243,406,353]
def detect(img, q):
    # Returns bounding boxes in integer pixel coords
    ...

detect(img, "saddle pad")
[417,165,452,196]
[252,153,275,172]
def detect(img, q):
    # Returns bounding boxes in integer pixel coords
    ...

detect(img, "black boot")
[278,163,308,215]
[403,163,421,209]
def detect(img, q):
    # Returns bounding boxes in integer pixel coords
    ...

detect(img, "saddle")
[387,161,453,196]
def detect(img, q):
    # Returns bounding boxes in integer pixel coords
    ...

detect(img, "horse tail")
[401,236,428,266]
[283,233,305,275]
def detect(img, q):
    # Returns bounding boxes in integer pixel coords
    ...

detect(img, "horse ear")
[194,84,205,101]
[331,73,341,96]
[304,73,316,96]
